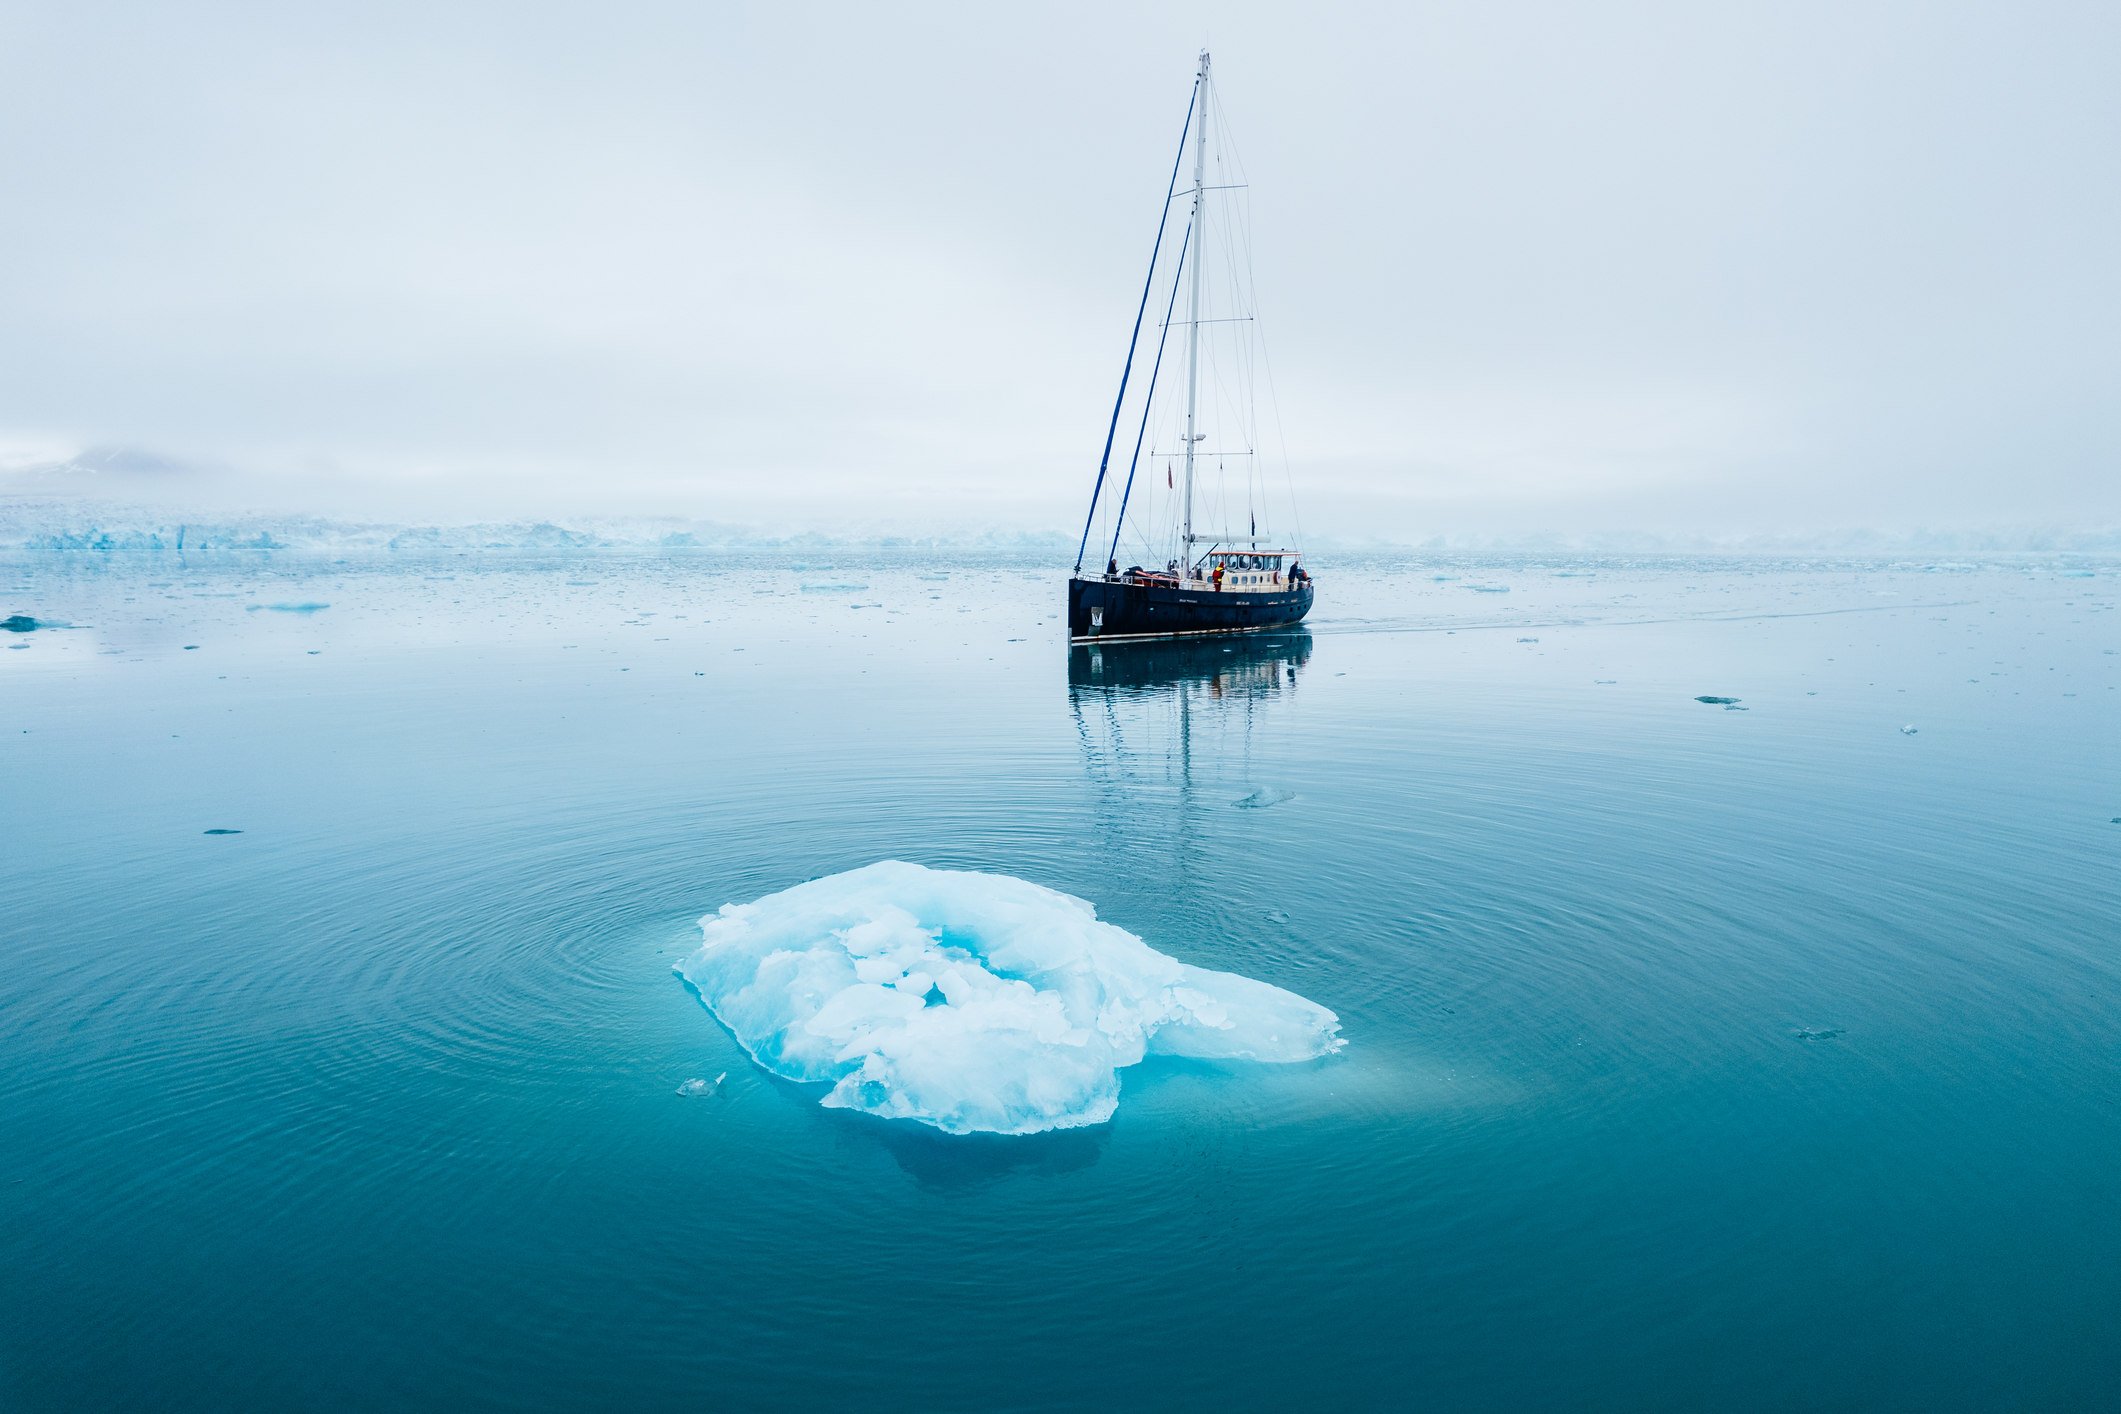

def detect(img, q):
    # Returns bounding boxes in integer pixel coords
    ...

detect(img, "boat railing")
[1094,568,1310,591]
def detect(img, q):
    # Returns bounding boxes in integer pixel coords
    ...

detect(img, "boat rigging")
[1067,51,1313,645]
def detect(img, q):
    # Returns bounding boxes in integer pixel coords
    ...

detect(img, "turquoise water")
[4,551,2117,1410]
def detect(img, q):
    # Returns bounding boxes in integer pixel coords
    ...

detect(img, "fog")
[3,0,2117,544]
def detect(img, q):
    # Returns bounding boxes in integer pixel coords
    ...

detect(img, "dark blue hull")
[1067,574,1313,642]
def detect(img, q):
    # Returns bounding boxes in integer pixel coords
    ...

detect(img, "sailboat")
[1067,51,1314,645]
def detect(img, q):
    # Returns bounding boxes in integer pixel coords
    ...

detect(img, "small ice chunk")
[1900,724,1918,735]
[1695,696,1740,705]
[676,862,1342,1135]
[676,1078,712,1096]
[1234,788,1297,809]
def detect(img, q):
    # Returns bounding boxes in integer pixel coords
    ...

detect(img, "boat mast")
[1181,50,1210,568]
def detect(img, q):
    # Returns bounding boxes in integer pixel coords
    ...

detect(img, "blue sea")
[4,549,2117,1411]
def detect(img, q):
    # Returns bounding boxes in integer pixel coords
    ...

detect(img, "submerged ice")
[676,861,1342,1135]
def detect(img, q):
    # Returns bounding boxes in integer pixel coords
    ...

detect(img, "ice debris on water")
[203,828,243,835]
[675,1077,712,1097]
[1900,724,1918,735]
[247,602,330,613]
[1234,788,1297,809]
[3,614,41,632]
[1795,1027,1843,1042]
[676,861,1343,1135]
[1695,696,1740,705]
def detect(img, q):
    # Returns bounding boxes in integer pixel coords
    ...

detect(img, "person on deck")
[1211,563,1224,591]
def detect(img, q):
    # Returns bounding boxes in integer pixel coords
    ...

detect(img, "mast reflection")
[1066,629,1313,815]
[1067,628,1312,698]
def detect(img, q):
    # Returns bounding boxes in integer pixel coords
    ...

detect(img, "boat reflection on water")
[1067,626,1312,696]
[1067,628,1313,816]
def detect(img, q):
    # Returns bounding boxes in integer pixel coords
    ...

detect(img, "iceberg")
[676,861,1342,1135]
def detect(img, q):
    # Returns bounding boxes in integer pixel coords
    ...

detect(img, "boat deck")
[1067,570,1314,643]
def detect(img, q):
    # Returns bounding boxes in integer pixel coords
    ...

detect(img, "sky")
[1,0,2117,543]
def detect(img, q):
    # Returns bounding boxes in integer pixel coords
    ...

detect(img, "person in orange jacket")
[1211,562,1224,591]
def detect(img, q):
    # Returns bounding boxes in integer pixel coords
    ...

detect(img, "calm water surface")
[4,550,2117,1411]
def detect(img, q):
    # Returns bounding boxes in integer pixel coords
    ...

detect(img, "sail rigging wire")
[1074,77,1200,573]
[1095,55,1303,573]
[1107,218,1193,572]
[1213,73,1289,551]
[1212,71,1306,557]
[1188,71,1276,555]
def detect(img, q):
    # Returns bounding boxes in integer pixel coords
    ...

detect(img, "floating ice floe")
[1234,788,1297,809]
[676,861,1343,1135]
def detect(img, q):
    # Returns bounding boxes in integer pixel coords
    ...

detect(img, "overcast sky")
[2,0,2117,540]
